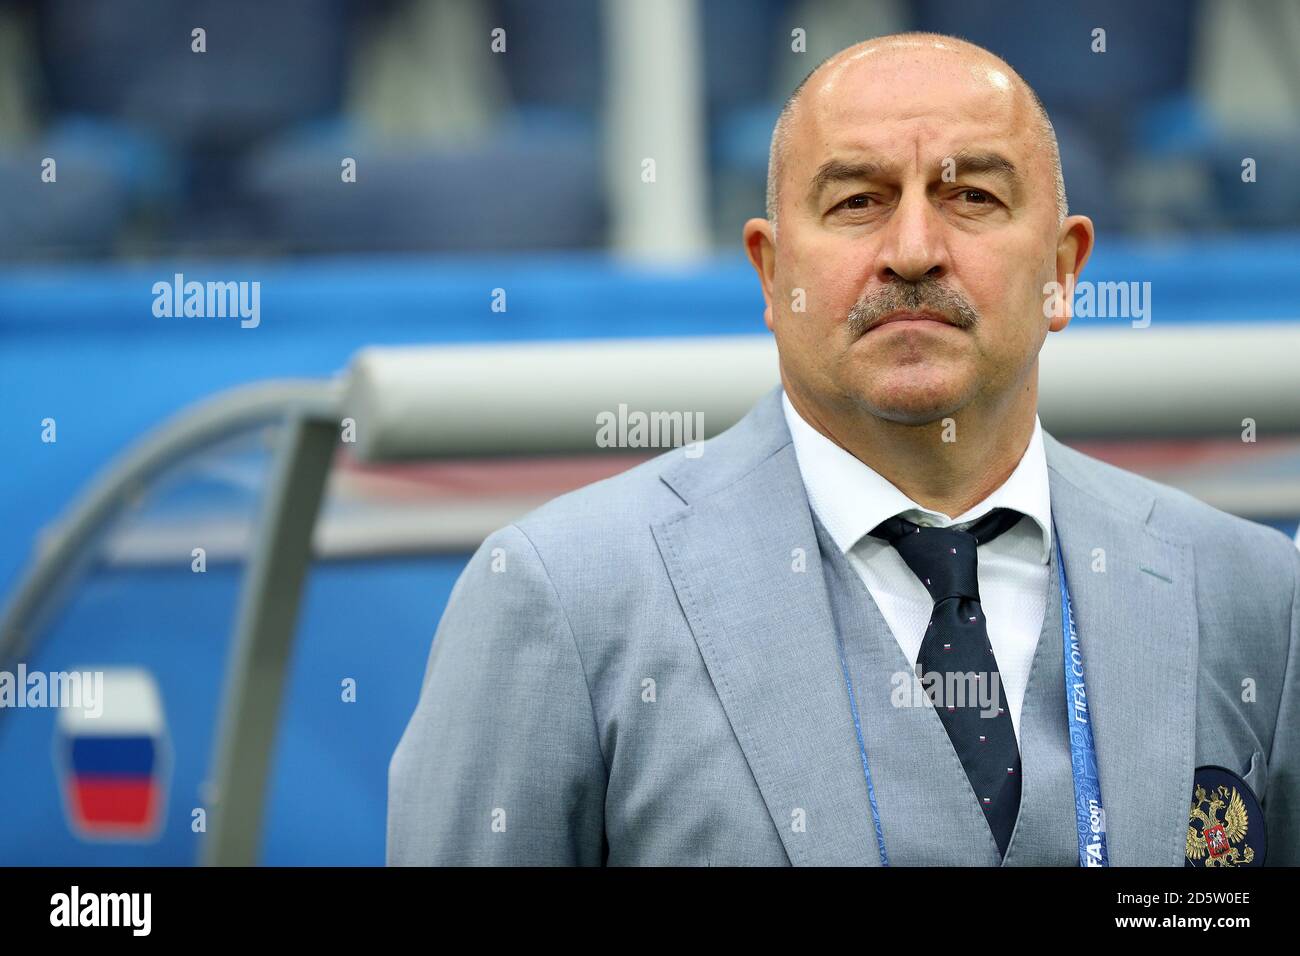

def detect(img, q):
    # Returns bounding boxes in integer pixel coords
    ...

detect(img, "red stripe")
[69,777,157,829]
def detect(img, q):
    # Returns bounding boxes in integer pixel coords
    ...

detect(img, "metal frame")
[0,380,341,867]
[201,414,341,866]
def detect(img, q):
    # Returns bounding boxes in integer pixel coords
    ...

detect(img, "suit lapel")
[1043,434,1198,866]
[651,389,883,865]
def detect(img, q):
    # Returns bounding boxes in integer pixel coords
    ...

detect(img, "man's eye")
[958,189,995,205]
[835,194,872,211]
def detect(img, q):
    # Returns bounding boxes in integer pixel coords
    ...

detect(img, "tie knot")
[868,508,1022,602]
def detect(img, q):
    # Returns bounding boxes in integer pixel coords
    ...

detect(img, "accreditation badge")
[1185,765,1265,867]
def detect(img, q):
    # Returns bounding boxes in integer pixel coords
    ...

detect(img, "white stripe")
[58,668,163,736]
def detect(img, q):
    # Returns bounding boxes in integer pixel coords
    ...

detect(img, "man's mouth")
[865,309,956,333]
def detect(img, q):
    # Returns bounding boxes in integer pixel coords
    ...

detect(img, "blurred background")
[1,0,1298,864]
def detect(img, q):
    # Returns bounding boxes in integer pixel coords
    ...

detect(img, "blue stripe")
[69,736,156,776]
[3,236,1300,335]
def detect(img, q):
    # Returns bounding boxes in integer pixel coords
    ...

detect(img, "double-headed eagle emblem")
[1186,782,1254,867]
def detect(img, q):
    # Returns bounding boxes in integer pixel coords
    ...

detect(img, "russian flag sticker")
[56,668,169,841]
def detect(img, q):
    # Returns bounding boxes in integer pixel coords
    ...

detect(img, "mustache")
[846,281,980,336]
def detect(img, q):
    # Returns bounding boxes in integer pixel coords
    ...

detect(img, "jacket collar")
[781,390,1052,562]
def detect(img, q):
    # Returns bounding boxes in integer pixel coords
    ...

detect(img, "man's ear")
[743,218,777,331]
[1050,215,1095,332]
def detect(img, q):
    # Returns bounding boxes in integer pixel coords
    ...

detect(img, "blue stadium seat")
[238,115,605,253]
[35,0,354,146]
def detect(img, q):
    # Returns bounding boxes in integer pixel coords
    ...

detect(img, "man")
[388,33,1298,866]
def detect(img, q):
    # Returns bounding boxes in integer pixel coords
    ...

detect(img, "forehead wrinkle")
[806,144,1027,211]
[806,72,1021,159]
[807,74,1034,194]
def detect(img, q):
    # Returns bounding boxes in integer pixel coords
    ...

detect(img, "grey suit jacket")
[388,386,1300,865]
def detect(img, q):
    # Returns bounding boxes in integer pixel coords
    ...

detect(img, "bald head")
[765,33,1066,232]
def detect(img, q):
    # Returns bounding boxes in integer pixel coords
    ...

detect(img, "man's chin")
[848,379,971,426]
[864,403,963,426]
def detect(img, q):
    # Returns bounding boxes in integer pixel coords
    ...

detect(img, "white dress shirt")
[781,391,1052,742]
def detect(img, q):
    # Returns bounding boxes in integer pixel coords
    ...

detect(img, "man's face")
[751,44,1081,428]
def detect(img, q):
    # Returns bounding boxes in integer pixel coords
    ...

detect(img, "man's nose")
[875,190,950,284]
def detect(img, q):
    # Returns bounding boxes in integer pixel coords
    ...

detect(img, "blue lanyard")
[833,623,890,866]
[834,515,1108,866]
[1055,520,1109,866]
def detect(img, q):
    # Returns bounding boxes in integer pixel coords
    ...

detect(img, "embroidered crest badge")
[1185,765,1265,867]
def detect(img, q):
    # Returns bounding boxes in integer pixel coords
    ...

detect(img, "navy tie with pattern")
[869,507,1025,857]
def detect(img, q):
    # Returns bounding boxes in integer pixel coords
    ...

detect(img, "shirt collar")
[781,390,1052,563]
